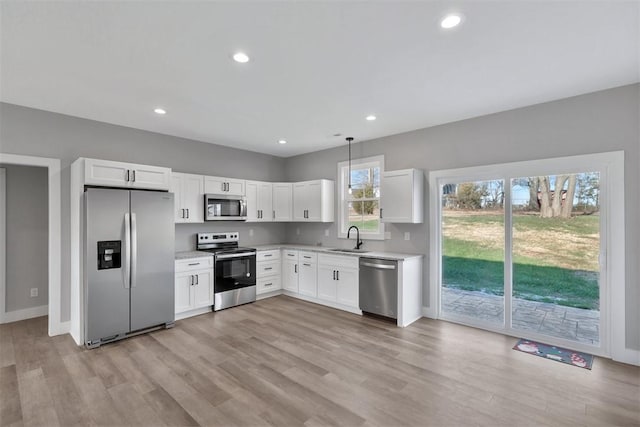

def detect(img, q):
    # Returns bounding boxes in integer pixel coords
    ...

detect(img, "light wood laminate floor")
[1,295,639,426]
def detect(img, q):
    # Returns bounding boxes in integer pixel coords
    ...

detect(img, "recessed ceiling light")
[154,108,166,115]
[232,52,250,63]
[440,14,462,29]
[366,115,377,121]
[278,139,287,144]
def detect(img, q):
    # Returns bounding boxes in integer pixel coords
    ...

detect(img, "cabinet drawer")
[257,260,280,277]
[257,250,280,262]
[283,249,298,260]
[299,251,317,263]
[318,254,359,270]
[257,276,282,294]
[175,257,213,272]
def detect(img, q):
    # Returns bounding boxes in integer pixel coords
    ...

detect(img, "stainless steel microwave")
[205,194,247,221]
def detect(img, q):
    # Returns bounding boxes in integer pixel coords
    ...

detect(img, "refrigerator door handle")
[123,213,131,289]
[130,213,138,288]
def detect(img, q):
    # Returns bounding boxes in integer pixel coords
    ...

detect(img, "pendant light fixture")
[346,137,354,194]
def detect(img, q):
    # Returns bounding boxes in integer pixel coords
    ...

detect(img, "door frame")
[428,151,629,363]
[0,153,64,336]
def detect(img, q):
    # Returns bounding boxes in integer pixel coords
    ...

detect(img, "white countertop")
[175,250,213,260]
[252,244,423,261]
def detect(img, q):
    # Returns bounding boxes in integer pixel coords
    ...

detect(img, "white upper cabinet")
[272,183,293,222]
[246,181,273,222]
[380,169,424,223]
[293,179,334,222]
[204,176,245,196]
[84,158,171,190]
[171,172,204,223]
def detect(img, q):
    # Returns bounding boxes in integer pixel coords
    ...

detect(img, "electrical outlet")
[249,229,254,237]
[325,229,330,237]
[30,288,38,298]
[296,228,300,235]
[404,232,411,241]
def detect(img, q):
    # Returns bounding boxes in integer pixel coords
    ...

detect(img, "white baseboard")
[613,347,640,366]
[422,305,437,319]
[49,320,70,336]
[257,290,284,300]
[1,304,48,324]
[175,306,213,321]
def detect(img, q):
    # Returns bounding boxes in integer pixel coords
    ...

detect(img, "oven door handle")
[216,252,256,260]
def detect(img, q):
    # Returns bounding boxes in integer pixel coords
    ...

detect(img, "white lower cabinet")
[298,251,317,297]
[317,254,359,309]
[257,249,282,296]
[175,257,214,318]
[282,250,299,293]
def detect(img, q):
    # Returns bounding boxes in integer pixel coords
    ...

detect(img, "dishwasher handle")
[360,261,396,270]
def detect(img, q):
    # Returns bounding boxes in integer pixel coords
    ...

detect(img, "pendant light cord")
[346,137,354,192]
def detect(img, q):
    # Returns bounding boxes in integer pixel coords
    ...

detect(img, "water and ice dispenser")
[97,240,121,270]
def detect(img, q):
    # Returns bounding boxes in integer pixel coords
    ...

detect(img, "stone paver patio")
[442,288,600,345]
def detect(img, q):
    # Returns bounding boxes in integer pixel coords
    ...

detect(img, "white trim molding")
[428,151,634,365]
[0,153,63,336]
[2,305,48,324]
[0,168,5,323]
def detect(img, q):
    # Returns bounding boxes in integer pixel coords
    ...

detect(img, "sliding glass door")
[441,180,505,326]
[434,157,611,354]
[510,173,600,345]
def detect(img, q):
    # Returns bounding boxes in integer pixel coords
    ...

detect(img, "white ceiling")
[1,1,638,157]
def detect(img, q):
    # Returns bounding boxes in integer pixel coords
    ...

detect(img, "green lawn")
[443,213,600,310]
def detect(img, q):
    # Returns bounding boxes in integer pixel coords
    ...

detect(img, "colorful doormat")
[513,339,594,369]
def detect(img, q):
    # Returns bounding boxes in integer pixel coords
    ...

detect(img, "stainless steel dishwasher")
[359,257,398,319]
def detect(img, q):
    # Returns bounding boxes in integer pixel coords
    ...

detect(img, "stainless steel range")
[197,232,256,311]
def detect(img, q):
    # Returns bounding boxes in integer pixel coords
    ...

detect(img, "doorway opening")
[0,153,63,336]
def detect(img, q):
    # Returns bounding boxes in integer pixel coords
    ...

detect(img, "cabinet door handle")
[181,209,185,218]
[186,209,189,219]
[380,208,383,219]
[294,264,297,273]
[288,254,295,257]
[303,256,311,259]
[264,254,272,257]
[131,170,136,182]
[125,170,130,182]
[265,282,273,287]
[273,210,275,219]
[188,262,200,266]
[221,182,225,192]
[332,270,336,280]
[195,274,199,285]
[264,267,273,271]
[336,270,339,281]
[303,263,311,267]
[190,275,194,286]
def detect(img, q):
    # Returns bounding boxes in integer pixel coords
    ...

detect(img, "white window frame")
[337,155,385,240]
[427,151,633,364]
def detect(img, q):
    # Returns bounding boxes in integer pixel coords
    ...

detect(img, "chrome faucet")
[347,226,363,250]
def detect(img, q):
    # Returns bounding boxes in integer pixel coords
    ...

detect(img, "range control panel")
[197,232,239,244]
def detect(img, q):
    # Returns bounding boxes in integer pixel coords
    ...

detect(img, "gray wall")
[284,84,640,351]
[0,164,49,312]
[0,104,288,322]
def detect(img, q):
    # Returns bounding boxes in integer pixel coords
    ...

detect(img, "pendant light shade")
[346,137,354,194]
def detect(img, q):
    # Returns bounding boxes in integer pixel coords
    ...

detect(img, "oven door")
[214,253,256,293]
[205,194,247,220]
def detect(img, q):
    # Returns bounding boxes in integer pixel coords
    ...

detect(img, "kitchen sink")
[327,248,370,254]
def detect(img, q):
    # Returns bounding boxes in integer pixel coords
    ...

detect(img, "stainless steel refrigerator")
[84,187,175,348]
